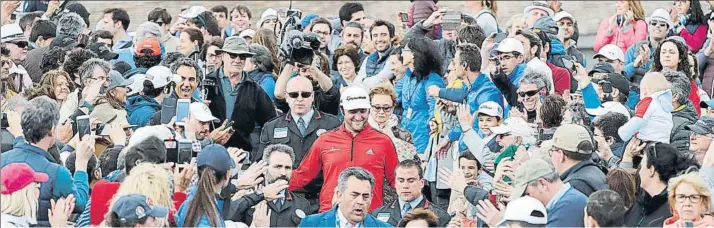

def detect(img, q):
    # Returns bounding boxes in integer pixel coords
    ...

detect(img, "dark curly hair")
[332,45,361,71]
[25,70,75,101]
[539,94,566,128]
[652,39,692,77]
[407,36,444,81]
[456,24,486,46]
[162,52,186,67]
[62,48,98,83]
[41,46,66,74]
[134,52,162,69]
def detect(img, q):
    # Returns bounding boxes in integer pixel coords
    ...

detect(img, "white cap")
[478,101,503,119]
[497,196,548,226]
[523,1,555,17]
[190,102,219,123]
[594,44,625,62]
[496,38,525,55]
[490,117,535,136]
[257,8,279,28]
[179,6,207,19]
[1,24,26,43]
[340,86,371,111]
[238,29,256,38]
[586,101,631,120]
[553,11,575,23]
[127,74,146,96]
[647,8,673,28]
[145,66,181,89]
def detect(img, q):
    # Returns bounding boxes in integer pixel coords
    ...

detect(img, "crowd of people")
[6,0,714,227]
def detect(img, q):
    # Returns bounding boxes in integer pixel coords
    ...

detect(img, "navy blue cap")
[111,194,168,223]
[197,145,236,172]
[589,62,615,75]
[686,116,714,135]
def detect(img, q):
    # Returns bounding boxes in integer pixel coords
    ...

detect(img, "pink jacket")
[679,24,709,53]
[594,18,647,53]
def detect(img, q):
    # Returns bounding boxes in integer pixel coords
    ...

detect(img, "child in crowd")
[618,72,673,143]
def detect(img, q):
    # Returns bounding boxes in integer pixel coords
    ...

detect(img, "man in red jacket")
[289,86,398,213]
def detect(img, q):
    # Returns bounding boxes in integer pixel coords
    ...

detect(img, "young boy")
[477,101,505,154]
[618,72,674,143]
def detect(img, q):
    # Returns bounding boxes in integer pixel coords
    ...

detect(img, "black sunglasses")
[517,90,539,97]
[287,91,312,98]
[226,53,250,60]
[372,105,393,112]
[7,41,28,48]
[649,21,668,27]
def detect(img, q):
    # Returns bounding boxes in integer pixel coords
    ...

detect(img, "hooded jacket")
[671,101,698,151]
[619,90,674,143]
[126,95,162,128]
[625,189,672,227]
[248,70,276,100]
[559,160,608,196]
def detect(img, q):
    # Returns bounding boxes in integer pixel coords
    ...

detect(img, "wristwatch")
[80,101,94,113]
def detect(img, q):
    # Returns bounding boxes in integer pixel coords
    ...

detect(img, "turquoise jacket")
[398,69,445,154]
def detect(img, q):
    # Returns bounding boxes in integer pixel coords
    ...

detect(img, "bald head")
[287,76,313,91]
[286,76,315,115]
[641,72,670,97]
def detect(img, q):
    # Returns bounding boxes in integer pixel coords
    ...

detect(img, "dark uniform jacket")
[226,190,310,227]
[370,197,451,227]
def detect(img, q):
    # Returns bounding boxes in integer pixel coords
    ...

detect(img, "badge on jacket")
[377,213,390,222]
[295,209,306,218]
[274,127,288,138]
[316,129,326,136]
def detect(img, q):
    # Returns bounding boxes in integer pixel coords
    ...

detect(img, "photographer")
[274,31,340,115]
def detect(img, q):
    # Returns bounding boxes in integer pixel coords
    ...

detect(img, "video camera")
[279,30,321,66]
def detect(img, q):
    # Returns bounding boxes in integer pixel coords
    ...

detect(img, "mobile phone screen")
[177,140,193,164]
[77,116,91,138]
[175,99,191,125]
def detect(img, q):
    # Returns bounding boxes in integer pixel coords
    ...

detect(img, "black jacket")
[275,84,340,116]
[560,160,608,196]
[205,70,277,151]
[371,198,451,227]
[226,190,310,227]
[625,189,671,227]
[670,101,698,152]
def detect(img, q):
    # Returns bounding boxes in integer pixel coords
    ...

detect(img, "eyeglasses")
[287,91,312,98]
[372,105,393,112]
[517,90,539,97]
[675,194,703,203]
[226,53,250,60]
[649,21,668,28]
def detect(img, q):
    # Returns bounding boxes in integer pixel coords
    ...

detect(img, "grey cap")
[107,70,133,91]
[533,16,558,35]
[216,37,255,56]
[685,116,714,135]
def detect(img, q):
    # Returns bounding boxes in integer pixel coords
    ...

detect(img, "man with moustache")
[258,76,341,212]
[226,144,310,226]
[289,86,398,213]
[371,160,450,227]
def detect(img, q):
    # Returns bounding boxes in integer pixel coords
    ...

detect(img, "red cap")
[135,38,161,57]
[1,163,49,195]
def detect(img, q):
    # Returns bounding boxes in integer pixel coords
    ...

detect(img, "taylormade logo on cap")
[346,96,367,101]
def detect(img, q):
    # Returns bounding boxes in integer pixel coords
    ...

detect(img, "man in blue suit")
[298,167,391,227]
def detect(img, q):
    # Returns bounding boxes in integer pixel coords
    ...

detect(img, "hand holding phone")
[175,99,191,126]
[76,115,91,139]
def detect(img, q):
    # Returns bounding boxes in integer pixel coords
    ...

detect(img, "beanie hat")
[56,12,86,40]
[301,14,319,29]
[257,8,279,28]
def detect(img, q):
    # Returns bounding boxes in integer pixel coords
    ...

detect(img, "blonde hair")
[108,163,174,213]
[667,172,712,214]
[369,83,398,104]
[641,72,670,95]
[1,182,40,224]
[627,0,645,21]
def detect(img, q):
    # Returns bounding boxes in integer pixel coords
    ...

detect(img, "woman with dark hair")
[253,28,281,75]
[397,208,440,227]
[653,38,702,115]
[200,37,224,72]
[332,45,360,90]
[177,28,204,63]
[186,11,221,40]
[244,44,276,100]
[607,168,637,210]
[672,0,708,52]
[398,36,445,154]
[538,94,567,140]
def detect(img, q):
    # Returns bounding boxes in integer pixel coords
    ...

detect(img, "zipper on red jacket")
[350,137,355,161]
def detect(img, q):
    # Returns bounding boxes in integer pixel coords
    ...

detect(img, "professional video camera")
[279,30,321,66]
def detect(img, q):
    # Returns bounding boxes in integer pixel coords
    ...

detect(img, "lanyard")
[405,76,423,108]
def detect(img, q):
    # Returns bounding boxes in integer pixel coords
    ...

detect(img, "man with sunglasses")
[258,76,341,212]
[0,23,32,94]
[625,9,672,82]
[289,86,398,213]
[205,36,276,152]
[148,7,179,53]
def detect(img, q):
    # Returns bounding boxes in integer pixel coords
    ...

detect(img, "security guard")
[227,144,311,226]
[257,76,340,212]
[371,160,451,227]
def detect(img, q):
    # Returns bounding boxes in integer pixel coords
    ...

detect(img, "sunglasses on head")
[287,91,312,98]
[517,90,539,97]
[226,53,249,60]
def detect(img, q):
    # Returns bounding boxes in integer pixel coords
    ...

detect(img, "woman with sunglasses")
[594,0,647,53]
[664,172,714,227]
[671,0,708,53]
[653,38,702,116]
[621,140,699,227]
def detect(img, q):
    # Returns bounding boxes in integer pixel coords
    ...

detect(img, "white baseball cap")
[190,102,219,123]
[647,8,673,28]
[1,24,27,43]
[594,44,625,62]
[179,6,207,19]
[496,38,525,55]
[340,86,371,111]
[238,29,256,39]
[127,74,146,96]
[490,117,534,136]
[497,196,548,226]
[478,101,503,119]
[553,11,575,23]
[145,66,181,89]
[586,101,631,120]
[523,1,555,17]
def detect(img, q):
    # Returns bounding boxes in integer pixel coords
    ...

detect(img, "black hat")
[88,42,118,61]
[589,62,615,75]
[592,73,630,96]
[50,35,83,51]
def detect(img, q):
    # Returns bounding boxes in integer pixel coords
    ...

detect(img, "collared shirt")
[546,183,572,210]
[291,109,315,129]
[219,69,245,119]
[337,206,363,228]
[398,195,424,216]
[112,35,134,51]
[272,189,286,207]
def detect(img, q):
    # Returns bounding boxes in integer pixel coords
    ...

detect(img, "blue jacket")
[126,95,162,128]
[623,41,654,79]
[547,184,588,227]
[298,207,391,227]
[360,45,394,78]
[398,70,445,154]
[1,139,89,227]
[248,70,276,100]
[582,83,639,113]
[508,64,527,88]
[175,187,226,227]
